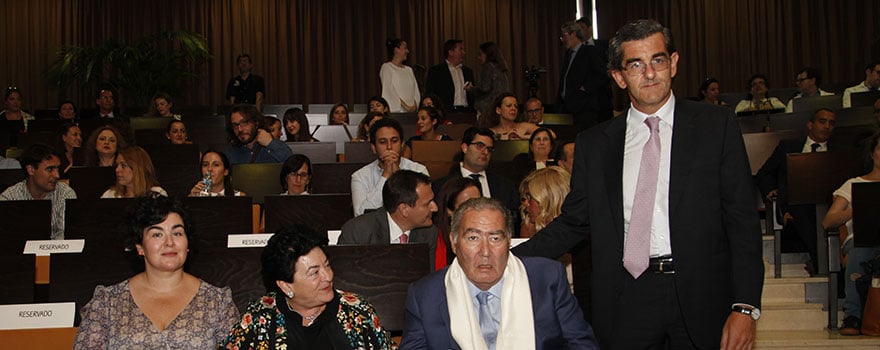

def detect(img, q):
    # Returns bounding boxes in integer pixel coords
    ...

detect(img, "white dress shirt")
[447,60,468,107]
[801,137,828,153]
[459,164,491,197]
[622,94,675,257]
[386,212,410,244]
[350,157,430,216]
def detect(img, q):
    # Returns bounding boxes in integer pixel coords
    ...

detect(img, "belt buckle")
[656,258,674,274]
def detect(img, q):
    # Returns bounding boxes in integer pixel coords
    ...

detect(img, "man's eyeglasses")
[622,56,671,77]
[526,108,543,115]
[469,141,495,153]
[231,120,253,129]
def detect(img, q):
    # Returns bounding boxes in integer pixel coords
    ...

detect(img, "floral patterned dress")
[73,279,239,349]
[221,290,393,349]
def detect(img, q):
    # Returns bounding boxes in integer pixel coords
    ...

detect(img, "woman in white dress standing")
[380,38,420,113]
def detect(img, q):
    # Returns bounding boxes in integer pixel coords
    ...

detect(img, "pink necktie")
[624,116,661,278]
[399,233,409,244]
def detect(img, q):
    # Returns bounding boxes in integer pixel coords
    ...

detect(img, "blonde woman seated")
[221,224,393,349]
[483,92,538,140]
[519,166,570,238]
[74,195,238,348]
[101,146,167,198]
[188,150,245,197]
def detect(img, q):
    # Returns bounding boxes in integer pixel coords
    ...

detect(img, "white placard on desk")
[227,234,274,248]
[22,240,85,256]
[0,302,75,330]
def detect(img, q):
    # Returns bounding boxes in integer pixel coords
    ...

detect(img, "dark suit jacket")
[400,256,598,350]
[338,208,437,269]
[425,63,475,109]
[512,99,764,349]
[432,167,520,234]
[557,43,612,127]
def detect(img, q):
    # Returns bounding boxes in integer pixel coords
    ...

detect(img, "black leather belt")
[648,256,675,274]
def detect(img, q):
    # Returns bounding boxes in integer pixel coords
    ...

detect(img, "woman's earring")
[287,291,294,298]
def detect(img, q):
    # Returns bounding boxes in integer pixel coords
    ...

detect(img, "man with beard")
[224,104,292,165]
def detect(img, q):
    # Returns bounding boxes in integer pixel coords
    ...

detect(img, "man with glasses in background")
[224,104,292,165]
[432,127,520,234]
[524,97,545,124]
[557,21,612,131]
[785,67,834,112]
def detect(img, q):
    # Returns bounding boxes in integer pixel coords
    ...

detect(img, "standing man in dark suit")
[339,170,438,269]
[400,197,598,349]
[425,39,475,112]
[757,108,837,275]
[432,127,520,231]
[513,19,764,349]
[558,21,612,131]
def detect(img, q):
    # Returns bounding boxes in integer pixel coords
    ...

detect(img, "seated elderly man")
[400,197,598,349]
[0,143,76,239]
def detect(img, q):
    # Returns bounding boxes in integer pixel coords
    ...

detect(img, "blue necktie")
[477,291,497,349]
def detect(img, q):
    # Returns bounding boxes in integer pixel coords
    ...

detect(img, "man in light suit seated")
[400,197,598,350]
[339,169,438,269]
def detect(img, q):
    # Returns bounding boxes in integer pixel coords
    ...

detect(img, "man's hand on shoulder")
[255,129,273,147]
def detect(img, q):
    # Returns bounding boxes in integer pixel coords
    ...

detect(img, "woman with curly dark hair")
[85,125,128,167]
[222,224,393,349]
[74,195,238,348]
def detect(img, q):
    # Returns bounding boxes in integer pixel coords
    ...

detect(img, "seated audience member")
[734,74,786,113]
[85,125,127,167]
[483,92,538,140]
[368,95,391,115]
[165,119,188,145]
[148,92,181,119]
[402,106,452,158]
[757,108,837,274]
[222,225,393,349]
[0,143,76,240]
[433,127,521,227]
[697,78,728,106]
[340,170,438,268]
[512,127,556,170]
[419,93,446,116]
[351,118,429,215]
[58,122,82,176]
[102,146,167,198]
[189,150,244,197]
[432,176,482,268]
[555,141,576,174]
[58,100,78,121]
[0,87,35,147]
[519,166,570,238]
[524,97,545,124]
[381,38,420,113]
[74,195,238,348]
[280,154,313,195]
[400,197,598,349]
[328,103,350,125]
[843,61,880,108]
[225,104,293,165]
[91,87,127,121]
[785,67,834,113]
[356,111,385,142]
[823,131,880,335]
[267,116,284,139]
[282,108,315,142]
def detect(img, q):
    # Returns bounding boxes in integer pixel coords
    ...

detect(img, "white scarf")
[445,254,536,350]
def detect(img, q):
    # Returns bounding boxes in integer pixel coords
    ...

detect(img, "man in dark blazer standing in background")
[425,39,475,112]
[557,20,612,131]
[513,19,764,349]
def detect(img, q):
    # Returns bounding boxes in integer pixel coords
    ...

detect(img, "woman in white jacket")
[380,38,420,113]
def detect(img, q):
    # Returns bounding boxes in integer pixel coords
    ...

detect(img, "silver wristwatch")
[732,305,761,321]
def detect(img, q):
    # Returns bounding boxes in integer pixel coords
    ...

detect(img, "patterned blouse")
[221,291,393,349]
[73,279,239,349]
